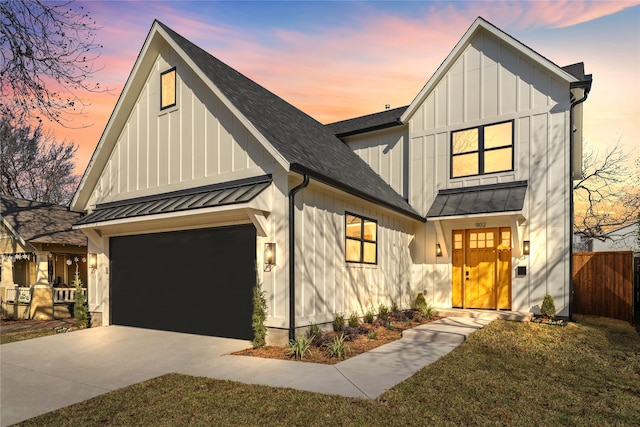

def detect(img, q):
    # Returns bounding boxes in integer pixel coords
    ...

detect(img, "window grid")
[451,120,513,178]
[345,212,377,265]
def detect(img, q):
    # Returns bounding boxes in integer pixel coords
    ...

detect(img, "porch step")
[434,308,533,322]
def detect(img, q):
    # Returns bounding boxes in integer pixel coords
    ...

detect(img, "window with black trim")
[345,212,377,264]
[160,68,176,110]
[451,120,513,178]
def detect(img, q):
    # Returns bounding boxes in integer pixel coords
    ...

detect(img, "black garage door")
[110,224,256,340]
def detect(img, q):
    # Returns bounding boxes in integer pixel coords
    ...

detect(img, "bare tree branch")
[0,115,79,204]
[0,0,104,125]
[574,142,640,241]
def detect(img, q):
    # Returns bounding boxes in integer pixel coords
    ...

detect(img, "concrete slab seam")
[0,361,113,393]
[331,365,375,399]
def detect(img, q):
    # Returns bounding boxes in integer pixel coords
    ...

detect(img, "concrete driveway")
[1,316,494,426]
[0,326,251,426]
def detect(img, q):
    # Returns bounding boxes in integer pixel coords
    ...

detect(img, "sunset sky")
[44,1,640,176]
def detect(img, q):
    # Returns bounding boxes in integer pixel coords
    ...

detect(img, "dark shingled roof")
[326,106,408,137]
[76,176,271,225]
[426,181,528,218]
[157,22,422,222]
[1,196,87,246]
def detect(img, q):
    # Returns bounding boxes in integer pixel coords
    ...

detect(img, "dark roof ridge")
[326,105,409,137]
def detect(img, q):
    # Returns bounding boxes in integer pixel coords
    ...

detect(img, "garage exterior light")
[264,243,276,270]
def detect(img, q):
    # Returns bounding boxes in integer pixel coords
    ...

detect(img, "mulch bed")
[234,311,441,365]
[0,317,77,335]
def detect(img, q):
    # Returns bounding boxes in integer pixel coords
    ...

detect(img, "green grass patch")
[17,315,640,426]
[1,329,58,344]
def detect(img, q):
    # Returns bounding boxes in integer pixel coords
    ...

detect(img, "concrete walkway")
[1,316,492,426]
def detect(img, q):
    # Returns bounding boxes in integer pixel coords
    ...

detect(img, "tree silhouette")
[0,0,103,125]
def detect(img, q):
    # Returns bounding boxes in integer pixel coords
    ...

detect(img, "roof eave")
[289,163,425,222]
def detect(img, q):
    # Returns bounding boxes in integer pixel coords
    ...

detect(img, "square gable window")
[160,67,176,110]
[345,212,377,264]
[451,120,513,178]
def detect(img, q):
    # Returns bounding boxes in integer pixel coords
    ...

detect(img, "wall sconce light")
[264,243,276,271]
[523,241,530,256]
[436,243,443,257]
[88,253,97,270]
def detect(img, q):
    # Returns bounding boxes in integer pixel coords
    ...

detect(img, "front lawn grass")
[0,329,58,344]
[18,315,640,426]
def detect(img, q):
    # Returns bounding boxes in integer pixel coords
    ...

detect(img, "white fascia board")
[156,26,290,172]
[0,216,27,247]
[401,17,579,123]
[71,24,163,212]
[71,22,290,212]
[427,210,525,222]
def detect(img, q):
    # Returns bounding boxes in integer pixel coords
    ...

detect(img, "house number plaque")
[475,222,486,228]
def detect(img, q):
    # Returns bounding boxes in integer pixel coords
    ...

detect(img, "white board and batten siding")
[346,127,408,199]
[407,31,573,315]
[289,183,415,327]
[88,48,279,208]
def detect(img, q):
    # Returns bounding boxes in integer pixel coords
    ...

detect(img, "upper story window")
[160,68,176,110]
[345,212,377,264]
[451,121,513,178]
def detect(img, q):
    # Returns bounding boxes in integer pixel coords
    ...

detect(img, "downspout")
[569,83,591,321]
[288,174,310,341]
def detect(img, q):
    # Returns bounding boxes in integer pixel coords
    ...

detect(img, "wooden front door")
[452,228,512,309]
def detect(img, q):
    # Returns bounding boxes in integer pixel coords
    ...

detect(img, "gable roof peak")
[401,17,581,123]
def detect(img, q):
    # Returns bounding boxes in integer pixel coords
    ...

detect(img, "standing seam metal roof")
[426,181,528,218]
[75,176,272,226]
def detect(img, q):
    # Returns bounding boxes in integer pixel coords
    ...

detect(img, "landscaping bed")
[234,309,440,364]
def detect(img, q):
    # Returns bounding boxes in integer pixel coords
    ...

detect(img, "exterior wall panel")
[293,184,415,326]
[406,30,573,315]
[89,50,277,207]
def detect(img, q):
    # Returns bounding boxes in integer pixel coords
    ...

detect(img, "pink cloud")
[39,0,638,175]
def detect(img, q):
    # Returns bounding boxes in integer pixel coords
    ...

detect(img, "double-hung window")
[451,121,513,178]
[160,67,177,110]
[345,213,377,264]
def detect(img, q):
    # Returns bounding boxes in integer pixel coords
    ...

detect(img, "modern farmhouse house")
[71,18,591,343]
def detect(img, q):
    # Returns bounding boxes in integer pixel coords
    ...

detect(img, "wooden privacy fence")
[573,251,634,323]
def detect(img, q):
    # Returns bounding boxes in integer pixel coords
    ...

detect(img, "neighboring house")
[70,17,591,343]
[591,223,640,254]
[1,195,88,299]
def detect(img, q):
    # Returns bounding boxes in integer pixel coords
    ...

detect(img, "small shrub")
[72,267,89,329]
[367,331,378,340]
[541,294,557,319]
[414,292,428,312]
[413,314,423,323]
[342,326,360,341]
[252,271,268,348]
[333,314,345,332]
[373,318,386,328]
[402,320,410,327]
[348,312,359,327]
[364,307,375,324]
[326,334,350,360]
[390,300,399,313]
[378,304,390,321]
[307,323,320,339]
[386,323,396,331]
[287,335,313,359]
[420,304,435,320]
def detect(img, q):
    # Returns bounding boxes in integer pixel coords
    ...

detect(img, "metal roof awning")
[75,175,272,227]
[426,181,528,219]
